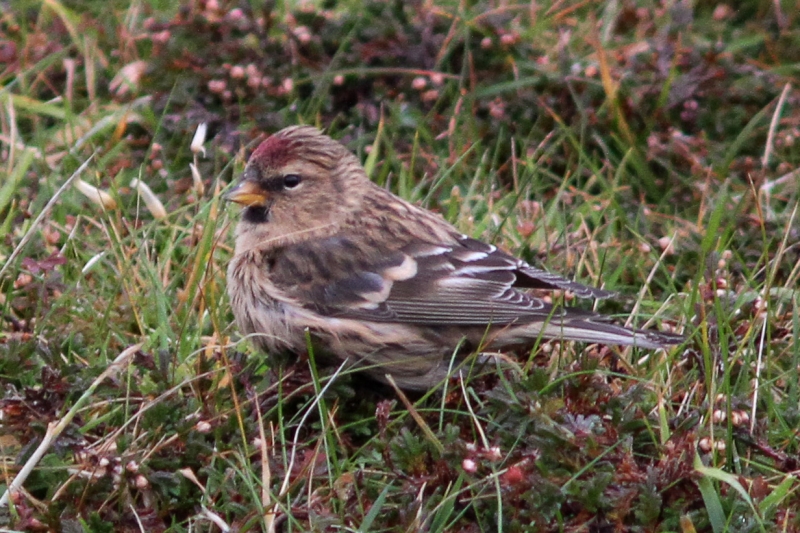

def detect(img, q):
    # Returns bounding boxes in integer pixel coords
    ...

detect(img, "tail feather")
[537,319,683,349]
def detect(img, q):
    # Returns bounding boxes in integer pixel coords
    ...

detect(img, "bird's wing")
[269,234,609,326]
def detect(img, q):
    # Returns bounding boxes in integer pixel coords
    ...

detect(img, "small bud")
[191,123,208,156]
[712,4,733,21]
[501,465,524,485]
[411,76,427,90]
[195,420,212,433]
[488,98,505,119]
[109,60,148,97]
[228,8,244,22]
[486,446,502,461]
[14,273,33,289]
[500,33,517,46]
[294,25,312,44]
[421,89,439,102]
[134,475,150,489]
[698,437,712,452]
[75,178,117,209]
[712,409,726,424]
[208,80,227,94]
[152,30,171,44]
[245,63,259,78]
[462,458,477,473]
[658,236,675,254]
[189,163,206,196]
[130,179,168,220]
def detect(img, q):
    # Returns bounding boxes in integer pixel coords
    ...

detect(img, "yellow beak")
[225,180,269,207]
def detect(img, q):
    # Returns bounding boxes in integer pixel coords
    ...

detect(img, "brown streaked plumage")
[226,126,683,390]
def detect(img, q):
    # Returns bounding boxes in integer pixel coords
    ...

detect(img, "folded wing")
[270,234,610,326]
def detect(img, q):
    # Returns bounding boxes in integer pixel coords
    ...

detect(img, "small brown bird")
[226,126,682,390]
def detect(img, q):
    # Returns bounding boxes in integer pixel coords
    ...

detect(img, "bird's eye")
[283,174,302,189]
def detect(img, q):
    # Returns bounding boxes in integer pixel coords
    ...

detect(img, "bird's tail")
[498,310,684,349]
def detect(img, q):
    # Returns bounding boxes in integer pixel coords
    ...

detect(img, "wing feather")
[269,233,610,326]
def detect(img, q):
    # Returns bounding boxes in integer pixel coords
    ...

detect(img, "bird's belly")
[228,254,481,388]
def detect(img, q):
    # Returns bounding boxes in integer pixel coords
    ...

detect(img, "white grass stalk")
[0,155,94,281]
[199,505,230,532]
[762,82,791,169]
[626,232,677,329]
[0,343,141,508]
[253,386,274,533]
[279,361,347,499]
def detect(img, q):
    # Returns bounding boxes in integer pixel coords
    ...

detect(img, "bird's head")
[226,126,367,245]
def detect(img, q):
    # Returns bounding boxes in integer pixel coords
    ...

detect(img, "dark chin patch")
[243,205,270,224]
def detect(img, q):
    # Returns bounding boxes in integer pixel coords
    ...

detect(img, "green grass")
[1,0,800,531]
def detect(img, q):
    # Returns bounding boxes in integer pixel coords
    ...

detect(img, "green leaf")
[695,474,726,533]
[694,451,765,532]
[759,475,797,515]
[0,148,35,216]
[358,482,392,532]
[363,116,384,178]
